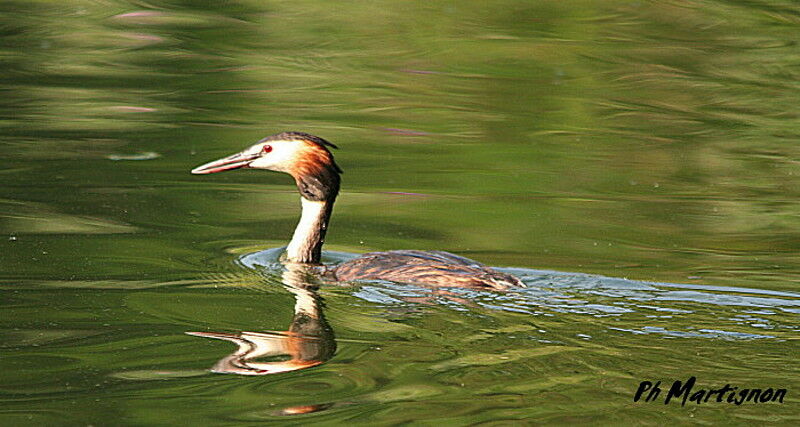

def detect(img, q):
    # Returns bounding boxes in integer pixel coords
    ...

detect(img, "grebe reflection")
[187,263,335,376]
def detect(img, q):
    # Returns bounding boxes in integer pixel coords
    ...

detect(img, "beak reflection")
[187,264,336,376]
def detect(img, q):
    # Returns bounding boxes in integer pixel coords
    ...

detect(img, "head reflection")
[187,263,335,375]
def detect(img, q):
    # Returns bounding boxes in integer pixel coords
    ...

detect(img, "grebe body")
[192,132,523,291]
[331,249,522,290]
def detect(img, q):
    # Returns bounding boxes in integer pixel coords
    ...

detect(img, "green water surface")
[1,0,799,424]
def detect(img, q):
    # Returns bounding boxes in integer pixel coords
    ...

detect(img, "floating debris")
[112,11,165,20]
[108,106,157,113]
[106,152,161,161]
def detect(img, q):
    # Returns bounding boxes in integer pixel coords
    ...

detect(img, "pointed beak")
[191,151,259,175]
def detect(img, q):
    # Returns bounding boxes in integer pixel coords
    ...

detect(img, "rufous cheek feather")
[289,146,341,202]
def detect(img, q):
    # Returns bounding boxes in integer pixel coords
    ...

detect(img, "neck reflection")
[187,263,336,375]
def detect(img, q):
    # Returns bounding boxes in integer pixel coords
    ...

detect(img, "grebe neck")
[286,197,334,264]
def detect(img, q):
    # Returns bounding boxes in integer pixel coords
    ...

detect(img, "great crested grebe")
[191,132,524,290]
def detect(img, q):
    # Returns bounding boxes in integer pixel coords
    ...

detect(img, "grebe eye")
[262,145,272,153]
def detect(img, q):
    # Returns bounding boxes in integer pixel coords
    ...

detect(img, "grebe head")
[191,131,342,202]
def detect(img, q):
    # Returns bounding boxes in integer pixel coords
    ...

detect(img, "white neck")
[285,197,332,264]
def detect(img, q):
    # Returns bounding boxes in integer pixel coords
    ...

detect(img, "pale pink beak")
[191,151,259,174]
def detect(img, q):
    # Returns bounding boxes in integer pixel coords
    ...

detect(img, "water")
[2,0,799,424]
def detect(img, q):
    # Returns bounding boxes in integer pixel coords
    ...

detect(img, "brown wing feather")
[331,250,523,290]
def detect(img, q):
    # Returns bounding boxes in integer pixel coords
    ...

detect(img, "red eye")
[262,145,272,153]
